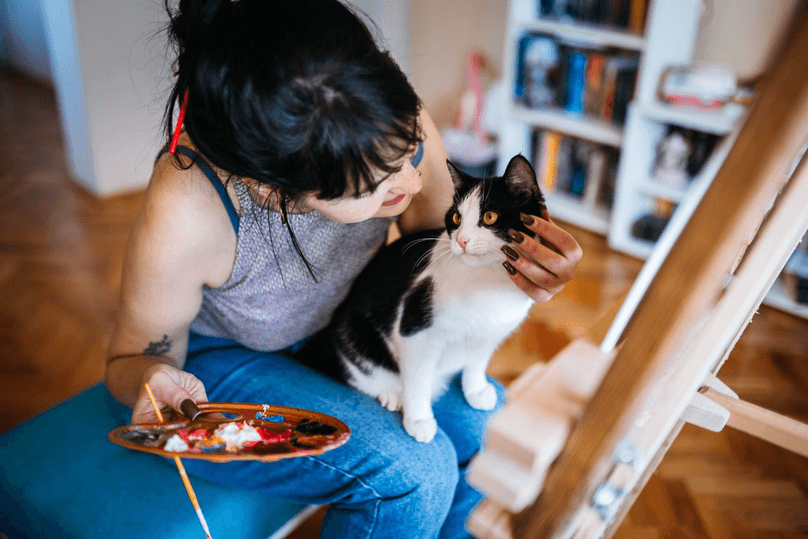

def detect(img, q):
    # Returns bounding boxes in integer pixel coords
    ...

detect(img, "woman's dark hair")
[163,0,422,202]
[162,0,423,278]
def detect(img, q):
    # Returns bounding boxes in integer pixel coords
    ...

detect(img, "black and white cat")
[304,154,545,442]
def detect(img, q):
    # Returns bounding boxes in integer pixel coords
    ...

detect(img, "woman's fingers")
[502,211,582,302]
[131,364,208,423]
[521,213,583,269]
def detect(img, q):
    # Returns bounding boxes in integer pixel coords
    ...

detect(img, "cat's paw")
[464,382,498,411]
[403,416,437,443]
[377,390,402,412]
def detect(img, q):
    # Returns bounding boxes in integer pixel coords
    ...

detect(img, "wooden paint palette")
[109,402,350,462]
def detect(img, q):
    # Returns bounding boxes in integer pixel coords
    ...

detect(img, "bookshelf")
[497,0,808,319]
[497,0,712,235]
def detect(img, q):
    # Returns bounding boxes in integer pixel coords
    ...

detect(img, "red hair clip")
[169,88,189,155]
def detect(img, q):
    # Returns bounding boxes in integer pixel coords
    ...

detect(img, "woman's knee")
[370,431,460,513]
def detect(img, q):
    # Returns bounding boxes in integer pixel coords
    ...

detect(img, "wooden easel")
[467,8,808,539]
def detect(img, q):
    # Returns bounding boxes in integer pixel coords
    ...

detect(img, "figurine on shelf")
[523,36,560,109]
[651,129,691,190]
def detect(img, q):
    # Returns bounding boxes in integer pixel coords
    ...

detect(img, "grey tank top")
[188,167,392,352]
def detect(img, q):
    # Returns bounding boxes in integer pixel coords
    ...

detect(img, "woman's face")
[301,147,423,223]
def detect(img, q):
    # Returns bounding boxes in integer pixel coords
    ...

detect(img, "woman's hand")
[131,363,209,424]
[501,209,582,303]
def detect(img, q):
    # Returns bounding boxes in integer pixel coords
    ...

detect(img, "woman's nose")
[397,162,422,194]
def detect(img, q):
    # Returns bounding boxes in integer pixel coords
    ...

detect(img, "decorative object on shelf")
[659,62,738,110]
[523,36,560,108]
[630,199,675,243]
[651,130,691,190]
[443,50,499,176]
[650,126,722,191]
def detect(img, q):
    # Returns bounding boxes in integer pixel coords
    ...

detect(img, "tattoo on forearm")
[144,335,172,356]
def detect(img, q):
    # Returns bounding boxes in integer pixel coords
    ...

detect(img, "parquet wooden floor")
[1,67,806,538]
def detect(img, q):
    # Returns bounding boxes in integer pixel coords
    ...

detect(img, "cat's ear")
[446,160,466,191]
[502,154,540,198]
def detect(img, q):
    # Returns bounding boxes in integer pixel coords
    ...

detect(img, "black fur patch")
[400,278,434,337]
[343,312,399,373]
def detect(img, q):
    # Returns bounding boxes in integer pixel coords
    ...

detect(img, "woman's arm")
[106,156,237,422]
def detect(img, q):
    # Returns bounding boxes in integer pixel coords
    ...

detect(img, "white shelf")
[609,232,654,259]
[517,19,646,51]
[638,101,747,135]
[511,104,624,147]
[763,279,808,318]
[544,191,610,234]
[636,180,687,202]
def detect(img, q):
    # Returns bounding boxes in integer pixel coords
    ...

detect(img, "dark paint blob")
[295,418,338,435]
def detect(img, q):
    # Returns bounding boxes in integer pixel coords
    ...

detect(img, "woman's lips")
[382,194,406,207]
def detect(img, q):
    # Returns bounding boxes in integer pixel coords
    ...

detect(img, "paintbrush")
[144,383,213,539]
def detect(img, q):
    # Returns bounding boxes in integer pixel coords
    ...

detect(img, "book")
[628,0,648,33]
[600,56,639,121]
[535,131,562,191]
[582,147,607,207]
[555,137,575,193]
[611,66,637,124]
[564,51,588,115]
[584,53,606,117]
[569,142,589,197]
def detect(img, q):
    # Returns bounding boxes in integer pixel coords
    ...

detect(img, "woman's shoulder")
[133,146,238,287]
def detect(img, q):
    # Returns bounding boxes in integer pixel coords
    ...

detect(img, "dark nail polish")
[521,213,535,226]
[180,399,202,421]
[502,261,518,275]
[509,230,525,243]
[501,245,520,261]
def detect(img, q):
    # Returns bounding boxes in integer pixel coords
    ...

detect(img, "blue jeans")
[169,332,505,539]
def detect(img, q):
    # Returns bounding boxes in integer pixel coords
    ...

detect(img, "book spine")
[582,148,607,206]
[538,132,562,191]
[600,60,618,121]
[564,51,587,114]
[584,53,606,117]
[628,0,647,33]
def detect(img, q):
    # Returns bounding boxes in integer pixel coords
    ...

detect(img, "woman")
[105,1,582,537]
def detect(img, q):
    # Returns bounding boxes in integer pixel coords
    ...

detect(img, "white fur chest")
[423,251,533,342]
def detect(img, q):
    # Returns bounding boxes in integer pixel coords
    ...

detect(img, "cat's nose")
[457,237,469,250]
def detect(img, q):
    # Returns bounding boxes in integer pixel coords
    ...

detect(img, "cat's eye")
[452,212,461,225]
[483,211,498,225]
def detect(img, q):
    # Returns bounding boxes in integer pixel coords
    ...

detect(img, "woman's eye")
[483,211,498,225]
[452,212,461,225]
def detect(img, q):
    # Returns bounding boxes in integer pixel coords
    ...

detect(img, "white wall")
[693,0,802,82]
[69,0,171,196]
[40,0,95,192]
[349,0,411,75]
[2,0,51,82]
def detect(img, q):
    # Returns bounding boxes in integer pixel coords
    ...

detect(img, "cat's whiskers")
[422,245,454,277]
[412,238,451,270]
[402,237,439,253]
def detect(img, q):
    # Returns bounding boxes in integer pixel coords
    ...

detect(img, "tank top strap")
[170,145,240,233]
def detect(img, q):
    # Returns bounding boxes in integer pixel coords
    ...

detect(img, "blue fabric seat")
[0,384,315,538]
